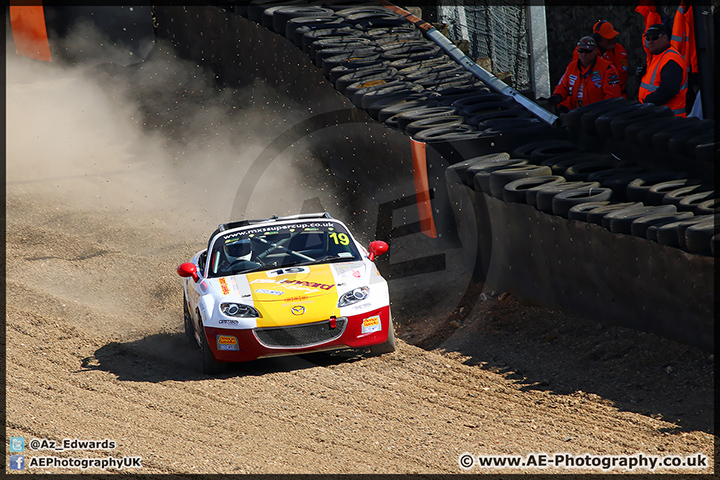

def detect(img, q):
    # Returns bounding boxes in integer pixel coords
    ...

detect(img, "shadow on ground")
[83,333,365,383]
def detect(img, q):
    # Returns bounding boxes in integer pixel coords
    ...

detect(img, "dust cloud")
[6,28,349,245]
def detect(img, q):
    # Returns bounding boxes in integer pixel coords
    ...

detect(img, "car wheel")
[369,315,396,356]
[183,293,197,348]
[200,321,228,375]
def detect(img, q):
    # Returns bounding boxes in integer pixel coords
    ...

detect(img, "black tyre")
[412,124,476,141]
[594,102,645,138]
[445,152,512,187]
[561,96,626,131]
[678,190,715,212]
[695,198,718,215]
[430,85,492,106]
[530,181,599,211]
[645,179,701,206]
[414,71,475,89]
[362,86,427,112]
[400,61,462,80]
[685,219,717,256]
[541,153,608,176]
[315,43,375,67]
[396,106,458,132]
[470,159,529,194]
[352,80,416,108]
[650,117,708,153]
[567,201,611,221]
[626,115,683,146]
[379,43,443,62]
[585,202,643,226]
[261,6,286,29]
[288,19,347,47]
[475,117,543,132]
[405,115,466,135]
[389,55,450,73]
[481,122,553,138]
[625,172,687,203]
[368,315,396,355]
[302,27,358,54]
[577,99,636,134]
[607,205,678,234]
[609,104,672,140]
[655,215,712,247]
[563,157,623,182]
[667,125,715,157]
[631,211,694,239]
[466,108,534,127]
[488,165,552,198]
[322,52,384,76]
[551,187,613,218]
[200,321,228,375]
[378,98,436,123]
[183,292,197,347]
[503,175,565,203]
[695,142,717,165]
[456,100,517,118]
[247,0,293,23]
[662,184,708,207]
[339,68,398,95]
[311,35,371,56]
[515,140,582,164]
[344,75,397,100]
[587,166,644,186]
[272,6,335,35]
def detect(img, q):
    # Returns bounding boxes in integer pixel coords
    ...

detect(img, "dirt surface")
[5,53,715,476]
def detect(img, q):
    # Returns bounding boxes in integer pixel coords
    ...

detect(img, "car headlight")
[220,303,259,317]
[338,286,370,307]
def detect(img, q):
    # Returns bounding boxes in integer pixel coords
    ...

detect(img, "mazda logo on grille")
[291,306,305,315]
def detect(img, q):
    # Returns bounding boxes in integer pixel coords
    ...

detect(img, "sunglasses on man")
[577,48,595,54]
[644,34,660,41]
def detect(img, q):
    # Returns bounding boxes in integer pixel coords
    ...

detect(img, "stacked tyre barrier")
[238,3,553,143]
[156,3,715,351]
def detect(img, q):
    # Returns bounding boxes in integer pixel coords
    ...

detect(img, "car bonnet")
[242,263,368,327]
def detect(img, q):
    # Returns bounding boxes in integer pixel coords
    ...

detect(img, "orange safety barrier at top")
[10,4,52,62]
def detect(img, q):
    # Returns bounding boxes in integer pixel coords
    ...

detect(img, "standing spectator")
[637,24,687,117]
[671,1,700,116]
[549,36,622,112]
[571,20,629,97]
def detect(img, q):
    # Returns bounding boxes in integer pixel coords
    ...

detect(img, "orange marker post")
[410,138,438,238]
[10,4,52,62]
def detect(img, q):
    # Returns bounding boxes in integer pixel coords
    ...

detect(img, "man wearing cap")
[571,20,628,97]
[637,23,687,117]
[548,36,622,112]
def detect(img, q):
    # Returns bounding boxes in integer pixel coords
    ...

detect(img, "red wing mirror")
[367,240,389,261]
[177,262,199,282]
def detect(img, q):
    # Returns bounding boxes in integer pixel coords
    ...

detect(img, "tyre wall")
[152,4,714,351]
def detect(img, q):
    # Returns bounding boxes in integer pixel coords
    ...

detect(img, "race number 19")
[329,232,350,245]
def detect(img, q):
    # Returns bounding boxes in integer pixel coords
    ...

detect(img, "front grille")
[253,317,348,348]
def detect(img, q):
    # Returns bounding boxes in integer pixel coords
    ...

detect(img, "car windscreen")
[207,221,362,278]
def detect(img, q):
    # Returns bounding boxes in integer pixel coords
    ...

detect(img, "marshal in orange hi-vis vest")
[638,47,688,117]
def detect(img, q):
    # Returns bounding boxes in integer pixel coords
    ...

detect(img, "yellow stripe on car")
[246,265,340,327]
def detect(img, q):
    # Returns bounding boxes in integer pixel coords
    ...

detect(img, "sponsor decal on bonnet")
[256,289,284,296]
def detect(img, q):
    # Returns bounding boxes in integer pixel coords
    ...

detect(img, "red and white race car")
[177,212,394,374]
